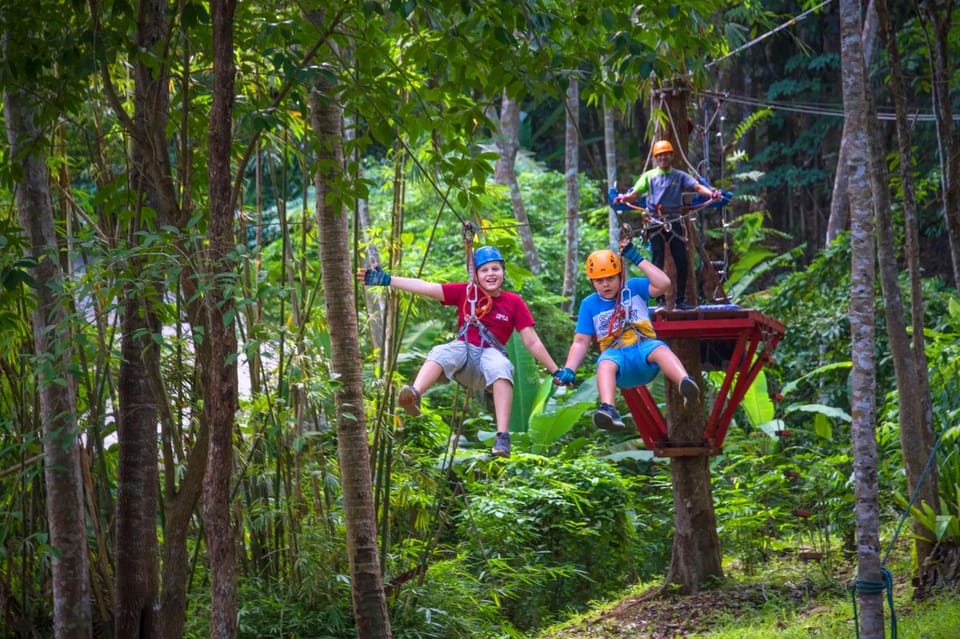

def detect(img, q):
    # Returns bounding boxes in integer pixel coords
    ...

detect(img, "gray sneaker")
[593,403,626,432]
[492,432,511,458]
[397,385,421,416]
[679,376,700,406]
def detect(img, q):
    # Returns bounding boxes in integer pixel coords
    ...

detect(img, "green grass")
[693,587,960,638]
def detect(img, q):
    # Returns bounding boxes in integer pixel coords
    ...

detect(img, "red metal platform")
[621,306,786,456]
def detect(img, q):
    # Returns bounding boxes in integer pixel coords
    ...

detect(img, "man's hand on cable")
[361,264,391,287]
[553,367,577,386]
[620,241,645,266]
[710,189,721,200]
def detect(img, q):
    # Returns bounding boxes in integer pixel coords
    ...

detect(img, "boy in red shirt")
[359,246,564,457]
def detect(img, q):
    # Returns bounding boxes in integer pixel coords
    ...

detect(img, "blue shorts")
[597,339,667,389]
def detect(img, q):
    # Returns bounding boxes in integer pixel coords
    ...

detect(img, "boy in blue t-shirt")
[554,241,700,431]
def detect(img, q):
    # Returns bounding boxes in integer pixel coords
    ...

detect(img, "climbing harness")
[610,195,705,250]
[455,222,507,395]
[461,221,494,324]
[590,232,648,352]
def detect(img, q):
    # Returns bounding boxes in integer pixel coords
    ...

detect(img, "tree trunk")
[826,1,879,243]
[114,288,160,639]
[308,23,393,639]
[663,339,722,592]
[111,0,179,632]
[921,0,960,289]
[873,0,939,592]
[840,0,884,634]
[203,1,240,636]
[652,80,723,592]
[494,90,541,274]
[561,77,579,314]
[158,425,207,639]
[603,98,619,248]
[4,63,92,639]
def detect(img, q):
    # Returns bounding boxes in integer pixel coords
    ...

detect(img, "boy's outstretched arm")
[517,326,561,376]
[560,333,592,378]
[357,265,444,301]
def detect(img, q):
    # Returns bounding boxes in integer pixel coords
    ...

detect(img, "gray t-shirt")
[631,167,698,210]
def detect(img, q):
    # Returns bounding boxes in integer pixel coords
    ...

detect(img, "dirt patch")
[539,582,817,638]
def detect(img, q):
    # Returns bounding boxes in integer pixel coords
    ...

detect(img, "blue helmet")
[473,246,505,269]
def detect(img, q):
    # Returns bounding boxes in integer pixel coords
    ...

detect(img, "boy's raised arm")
[357,265,444,301]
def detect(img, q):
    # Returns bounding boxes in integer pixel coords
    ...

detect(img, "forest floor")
[533,555,960,638]
[536,580,820,638]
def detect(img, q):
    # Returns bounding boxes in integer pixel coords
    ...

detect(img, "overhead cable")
[706,0,835,69]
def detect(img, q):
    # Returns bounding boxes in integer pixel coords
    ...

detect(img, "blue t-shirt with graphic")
[575,277,656,350]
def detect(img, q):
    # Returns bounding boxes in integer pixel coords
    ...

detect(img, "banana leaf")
[507,332,540,433]
[527,378,597,454]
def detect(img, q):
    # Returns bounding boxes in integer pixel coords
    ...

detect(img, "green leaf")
[813,412,833,440]
[780,361,852,397]
[508,332,539,433]
[935,515,959,542]
[603,449,656,462]
[740,369,774,427]
[758,419,787,440]
[528,400,595,454]
[785,403,851,423]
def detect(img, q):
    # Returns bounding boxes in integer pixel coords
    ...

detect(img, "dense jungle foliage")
[2,0,960,638]
[178,159,960,638]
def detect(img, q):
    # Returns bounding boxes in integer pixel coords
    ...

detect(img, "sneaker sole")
[397,387,421,417]
[491,448,510,458]
[593,412,626,432]
[680,379,699,406]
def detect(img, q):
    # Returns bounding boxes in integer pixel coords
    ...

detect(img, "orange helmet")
[585,250,621,279]
[652,140,674,156]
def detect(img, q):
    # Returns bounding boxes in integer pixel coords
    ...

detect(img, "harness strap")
[604,236,649,351]
[462,220,493,322]
[456,221,503,385]
[456,320,508,356]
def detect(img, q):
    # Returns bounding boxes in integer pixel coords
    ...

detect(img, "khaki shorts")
[426,340,514,392]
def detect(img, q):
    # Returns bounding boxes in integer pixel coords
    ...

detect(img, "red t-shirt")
[441,282,535,347]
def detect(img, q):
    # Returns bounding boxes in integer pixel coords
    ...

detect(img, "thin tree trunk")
[111,0,179,632]
[203,1,239,636]
[494,90,541,273]
[114,287,160,639]
[561,77,579,314]
[840,0,884,633]
[158,424,207,639]
[97,0,214,633]
[307,17,392,638]
[826,1,879,242]
[603,98,618,248]
[874,0,939,592]
[4,60,92,639]
[920,0,960,288]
